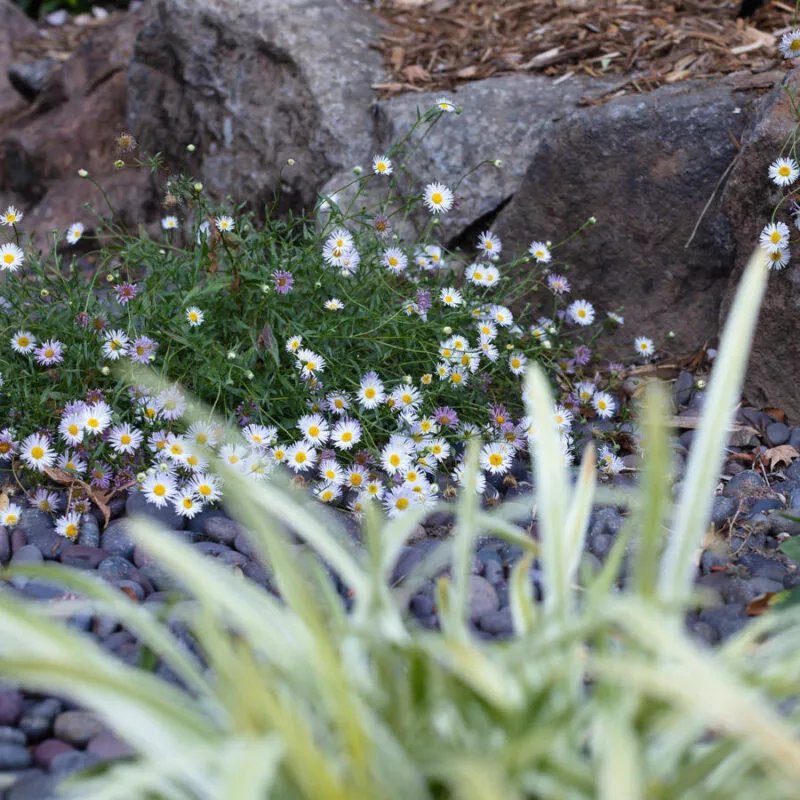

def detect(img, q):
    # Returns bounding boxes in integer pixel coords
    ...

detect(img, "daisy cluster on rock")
[0,100,667,538]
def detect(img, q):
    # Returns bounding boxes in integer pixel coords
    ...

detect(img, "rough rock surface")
[719,67,800,419]
[494,80,751,359]
[127,0,386,218]
[0,7,154,245]
[0,1,39,122]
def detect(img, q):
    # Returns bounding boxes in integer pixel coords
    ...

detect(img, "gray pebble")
[53,711,105,748]
[409,594,434,619]
[6,771,59,800]
[722,471,766,498]
[0,527,9,565]
[126,490,185,531]
[203,516,242,546]
[672,370,694,407]
[101,521,137,560]
[469,575,499,622]
[477,608,513,636]
[77,514,101,548]
[0,726,26,745]
[766,422,790,446]
[0,743,33,770]
[59,545,107,570]
[483,559,504,585]
[49,749,100,778]
[0,690,24,726]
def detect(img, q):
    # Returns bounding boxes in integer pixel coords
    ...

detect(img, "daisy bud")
[443,326,452,334]
[227,351,237,360]
[40,289,48,297]
[148,354,155,362]
[493,159,503,168]
[543,341,552,350]
[353,166,363,175]
[314,281,322,289]
[113,159,124,169]
[186,144,196,152]
[246,370,254,380]
[136,472,147,483]
[506,344,514,351]
[589,216,597,224]
[548,326,557,334]
[404,375,413,384]
[158,461,170,472]
[696,379,706,389]
[78,169,89,178]
[667,331,675,339]
[287,158,295,166]
[261,284,270,294]
[193,182,203,192]
[106,274,115,282]
[225,377,234,385]
[546,241,552,247]
[101,366,110,375]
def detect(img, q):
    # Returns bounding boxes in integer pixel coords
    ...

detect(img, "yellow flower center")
[396,497,409,510]
[31,446,44,459]
[187,455,199,466]
[342,431,352,442]
[512,359,521,369]
[489,453,503,466]
[228,455,240,464]
[295,452,306,464]
[350,473,362,486]
[199,485,211,496]
[780,165,791,176]
[183,498,194,509]
[154,485,166,497]
[18,337,29,347]
[121,434,131,445]
[389,454,401,467]
[65,523,78,539]
[431,192,443,205]
[308,425,320,437]
[3,254,14,264]
[365,387,376,399]
[451,373,462,384]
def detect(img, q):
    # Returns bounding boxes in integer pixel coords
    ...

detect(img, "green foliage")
[13,0,129,20]
[3,248,799,799]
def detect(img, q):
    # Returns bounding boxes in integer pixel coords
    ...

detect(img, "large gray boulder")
[719,68,800,419]
[494,80,751,359]
[127,0,386,217]
[319,74,622,244]
[0,1,38,122]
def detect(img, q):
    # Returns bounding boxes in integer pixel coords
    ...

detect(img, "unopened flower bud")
[193,182,203,192]
[493,159,503,168]
[404,375,413,384]
[261,284,270,294]
[443,326,452,335]
[667,330,675,339]
[506,343,514,351]
[186,144,196,152]
[136,472,147,483]
[113,159,125,169]
[78,169,89,178]
[227,351,237,360]
[695,379,706,390]
[353,166,363,176]
[589,216,597,224]
[543,341,552,350]
[246,370,254,380]
[40,289,49,297]
[287,158,295,166]
[101,366,110,376]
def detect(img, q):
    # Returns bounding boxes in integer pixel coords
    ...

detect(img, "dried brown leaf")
[762,445,800,471]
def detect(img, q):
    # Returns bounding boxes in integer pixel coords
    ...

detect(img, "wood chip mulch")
[366,0,799,104]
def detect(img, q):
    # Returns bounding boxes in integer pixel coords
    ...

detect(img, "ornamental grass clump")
[4,247,800,799]
[0,100,629,531]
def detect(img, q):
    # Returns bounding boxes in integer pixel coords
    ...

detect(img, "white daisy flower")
[66,222,85,245]
[297,413,330,446]
[364,478,385,500]
[102,329,130,361]
[434,97,456,112]
[592,391,616,419]
[1,503,23,527]
[220,443,248,467]
[508,351,527,376]
[165,433,190,463]
[29,488,61,513]
[779,28,800,59]
[331,418,362,450]
[82,402,112,436]
[141,472,177,508]
[477,320,497,339]
[55,511,81,540]
[285,335,302,354]
[1,206,23,226]
[483,264,500,287]
[357,372,386,410]
[0,243,24,272]
[10,330,36,354]
[452,463,486,495]
[480,442,512,475]
[156,386,186,421]
[423,182,454,214]
[381,439,412,474]
[372,154,393,175]
[59,414,85,446]
[189,472,223,504]
[20,433,56,472]
[553,405,573,431]
[186,306,204,326]
[186,421,218,448]
[479,339,499,362]
[769,157,799,187]
[439,287,463,306]
[759,221,791,250]
[465,263,488,286]
[161,216,179,230]
[428,438,450,463]
[607,311,624,325]
[173,488,202,519]
[448,368,468,387]
[344,464,369,490]
[567,299,595,326]
[383,485,415,518]
[324,298,344,311]
[766,247,790,270]
[528,240,551,263]
[242,424,277,450]
[296,348,326,376]
[58,450,87,475]
[477,230,501,256]
[391,385,422,412]
[285,441,317,472]
[315,483,341,504]
[108,423,143,455]
[382,247,408,274]
[489,304,514,328]
[319,459,345,486]
[325,392,350,415]
[215,215,235,232]
[634,336,654,358]
[576,381,596,404]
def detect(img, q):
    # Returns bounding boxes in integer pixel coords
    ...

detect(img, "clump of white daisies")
[0,100,648,538]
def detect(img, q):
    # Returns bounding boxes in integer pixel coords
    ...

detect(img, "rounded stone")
[202,516,242,545]
[10,544,44,565]
[469,575,499,622]
[100,521,136,560]
[49,749,101,778]
[483,559,505,585]
[7,772,59,800]
[33,738,74,769]
[53,711,106,748]
[0,726,26,745]
[77,514,101,548]
[710,495,739,525]
[0,690,24,726]
[87,730,135,761]
[409,594,434,619]
[0,743,33,770]
[766,422,791,446]
[216,549,249,568]
[59,545,107,570]
[722,470,767,498]
[193,541,231,557]
[477,607,514,636]
[97,556,137,582]
[18,698,62,742]
[0,527,10,565]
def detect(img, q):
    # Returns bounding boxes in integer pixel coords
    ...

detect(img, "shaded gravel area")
[2,377,800,796]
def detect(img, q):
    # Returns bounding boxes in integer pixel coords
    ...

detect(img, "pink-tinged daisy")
[1,503,23,528]
[634,336,654,358]
[547,273,571,294]
[0,243,24,272]
[109,423,143,455]
[114,282,139,305]
[769,157,799,187]
[528,240,551,263]
[130,336,157,364]
[331,418,362,450]
[477,231,502,256]
[0,429,17,461]
[141,472,177,508]
[759,221,791,250]
[508,351,527,376]
[89,461,112,490]
[214,215,235,232]
[382,247,408,274]
[156,386,186,421]
[423,182,454,214]
[102,329,129,360]
[592,391,616,419]
[66,222,85,245]
[161,216,179,230]
[20,433,56,472]
[567,299,595,326]
[1,206,23,226]
[186,306,204,327]
[29,488,62,513]
[272,269,294,294]
[34,339,64,366]
[372,154,393,175]
[10,330,36,354]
